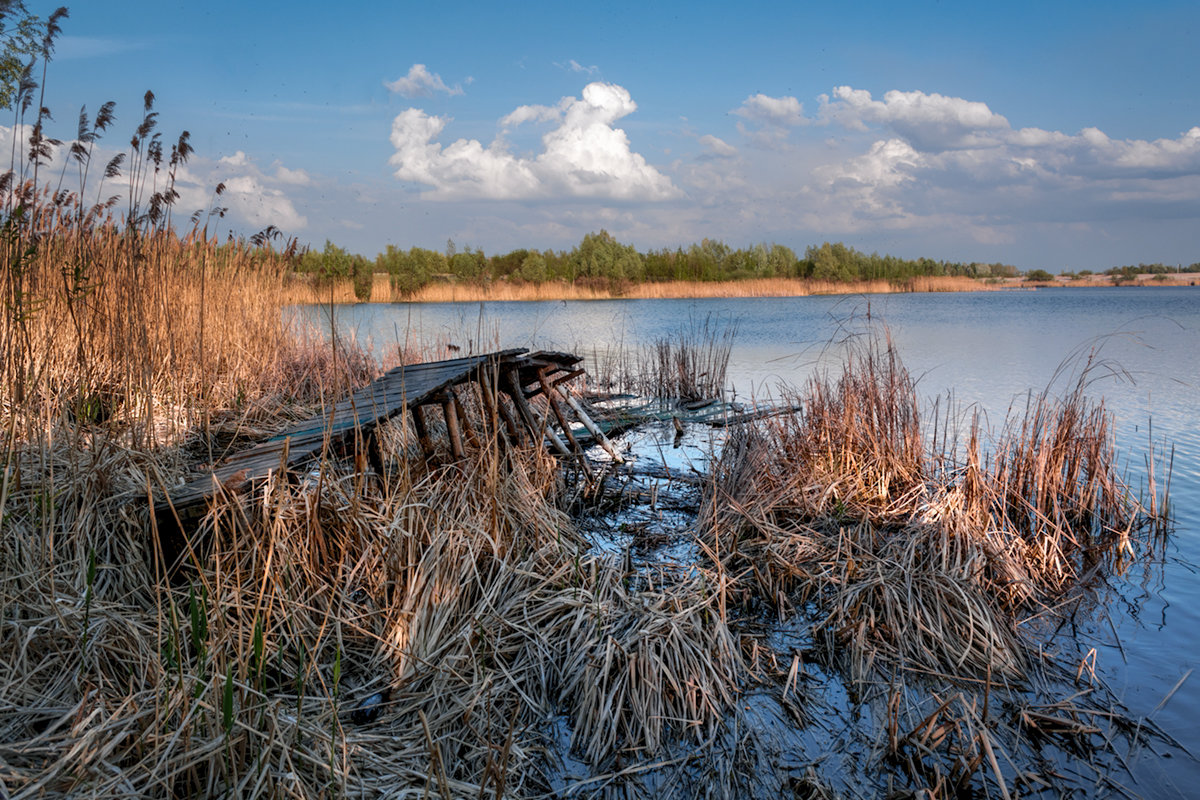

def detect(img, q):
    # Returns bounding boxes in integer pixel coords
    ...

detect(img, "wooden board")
[155,348,528,518]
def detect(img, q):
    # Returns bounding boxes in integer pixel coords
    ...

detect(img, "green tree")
[0,1,42,110]
[298,240,354,292]
[378,244,442,299]
[489,248,529,281]
[808,242,859,282]
[351,254,372,301]
[517,251,548,283]
[449,248,487,284]
[569,230,643,284]
[766,243,796,278]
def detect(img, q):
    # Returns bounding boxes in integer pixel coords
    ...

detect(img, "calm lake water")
[297,287,1199,793]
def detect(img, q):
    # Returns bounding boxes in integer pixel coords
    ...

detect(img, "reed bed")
[689,334,1174,795]
[700,335,1167,683]
[283,274,1000,305]
[585,313,737,402]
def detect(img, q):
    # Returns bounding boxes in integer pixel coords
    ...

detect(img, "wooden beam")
[564,393,625,464]
[538,367,593,481]
[448,386,480,449]
[412,404,436,459]
[505,367,571,457]
[480,366,523,446]
[442,395,465,460]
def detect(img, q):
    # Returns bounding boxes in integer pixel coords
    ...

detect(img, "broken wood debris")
[154,349,602,518]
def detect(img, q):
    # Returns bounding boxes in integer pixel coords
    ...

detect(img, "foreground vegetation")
[0,7,1183,797]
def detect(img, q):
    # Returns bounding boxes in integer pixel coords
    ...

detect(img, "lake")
[296,287,1199,793]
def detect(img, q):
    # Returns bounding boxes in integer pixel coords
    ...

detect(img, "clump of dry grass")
[588,312,737,401]
[542,562,742,767]
[701,334,1166,685]
[636,314,737,401]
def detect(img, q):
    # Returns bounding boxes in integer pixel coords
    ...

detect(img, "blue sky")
[13,0,1200,269]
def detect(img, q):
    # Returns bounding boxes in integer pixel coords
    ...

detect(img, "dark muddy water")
[297,287,1199,795]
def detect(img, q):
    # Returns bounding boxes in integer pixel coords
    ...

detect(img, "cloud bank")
[388,81,679,201]
[701,86,1199,254]
[734,93,806,128]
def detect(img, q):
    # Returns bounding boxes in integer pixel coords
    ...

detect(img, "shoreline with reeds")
[281,272,1200,305]
[1,204,1182,795]
[1,21,1189,794]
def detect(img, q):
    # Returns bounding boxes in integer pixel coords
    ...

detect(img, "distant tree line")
[1041,262,1200,285]
[290,230,1028,299]
[1104,262,1200,278]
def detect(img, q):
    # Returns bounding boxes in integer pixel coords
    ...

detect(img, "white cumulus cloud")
[389,81,679,201]
[385,64,464,98]
[273,163,312,185]
[499,100,567,129]
[699,134,737,158]
[821,86,1009,151]
[734,93,806,127]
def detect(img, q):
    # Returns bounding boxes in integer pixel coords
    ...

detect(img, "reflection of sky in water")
[295,290,1199,535]
[295,287,1200,788]
[297,289,1197,431]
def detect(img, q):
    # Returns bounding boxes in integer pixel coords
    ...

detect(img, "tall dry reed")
[701,335,1167,683]
[284,273,1000,305]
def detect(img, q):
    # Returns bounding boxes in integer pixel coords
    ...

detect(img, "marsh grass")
[584,312,737,403]
[695,331,1172,794]
[0,32,1179,796]
[283,273,1000,305]
[703,335,1167,677]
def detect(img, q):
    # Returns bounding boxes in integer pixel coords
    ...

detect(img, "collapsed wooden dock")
[154,348,621,536]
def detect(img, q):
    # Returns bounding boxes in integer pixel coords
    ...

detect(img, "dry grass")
[281,273,1001,305]
[1,204,373,441]
[0,179,743,794]
[700,335,1167,684]
[0,420,742,796]
[0,113,1179,796]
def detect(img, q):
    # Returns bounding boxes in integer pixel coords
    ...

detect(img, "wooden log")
[519,367,585,398]
[412,404,437,459]
[448,386,480,449]
[506,368,571,457]
[538,368,584,453]
[480,366,523,446]
[538,368,593,481]
[609,460,707,486]
[564,394,625,464]
[442,396,465,460]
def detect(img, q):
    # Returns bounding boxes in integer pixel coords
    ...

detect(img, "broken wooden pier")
[154,348,622,536]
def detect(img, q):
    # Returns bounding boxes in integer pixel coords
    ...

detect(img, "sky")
[10,0,1200,270]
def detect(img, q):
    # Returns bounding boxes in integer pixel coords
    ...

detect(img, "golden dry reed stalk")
[0,181,742,796]
[700,333,1167,685]
[279,273,998,305]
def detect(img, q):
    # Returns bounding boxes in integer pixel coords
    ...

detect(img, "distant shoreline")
[285,273,1199,305]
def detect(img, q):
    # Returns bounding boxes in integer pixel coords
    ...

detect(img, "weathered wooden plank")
[156,349,528,515]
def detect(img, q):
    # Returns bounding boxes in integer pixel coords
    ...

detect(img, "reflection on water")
[294,287,1200,791]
